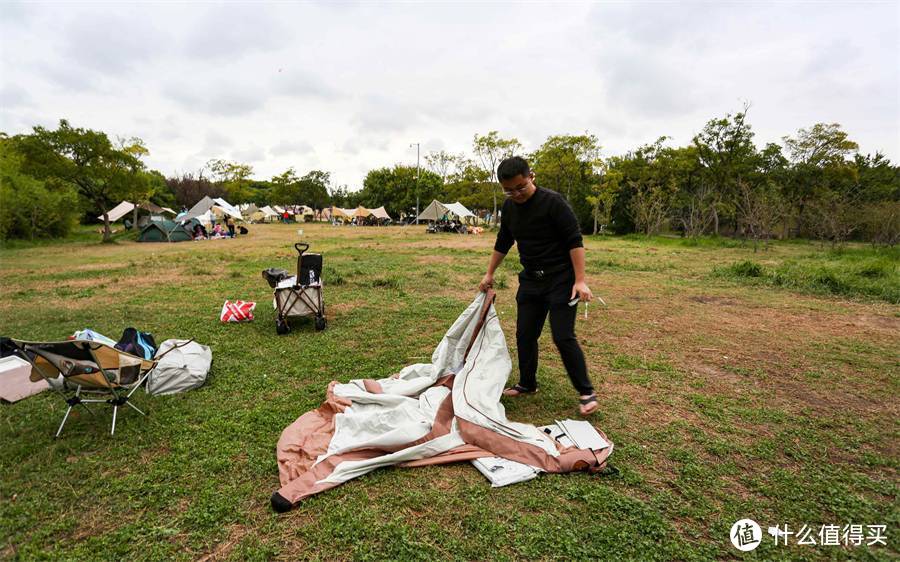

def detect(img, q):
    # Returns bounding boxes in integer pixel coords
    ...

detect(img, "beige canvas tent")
[252,205,280,222]
[369,206,391,220]
[416,200,475,222]
[351,206,372,218]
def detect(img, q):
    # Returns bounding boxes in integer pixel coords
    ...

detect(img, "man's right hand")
[478,273,494,292]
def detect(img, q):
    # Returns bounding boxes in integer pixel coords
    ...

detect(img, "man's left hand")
[570,281,593,302]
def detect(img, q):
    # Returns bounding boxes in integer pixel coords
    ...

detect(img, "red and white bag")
[220,300,256,322]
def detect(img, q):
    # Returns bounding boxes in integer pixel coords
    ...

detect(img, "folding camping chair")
[10,339,157,437]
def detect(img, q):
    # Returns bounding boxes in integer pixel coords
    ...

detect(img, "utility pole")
[410,142,420,224]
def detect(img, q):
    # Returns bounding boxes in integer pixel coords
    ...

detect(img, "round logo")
[730,519,762,551]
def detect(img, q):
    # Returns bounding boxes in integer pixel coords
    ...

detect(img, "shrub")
[726,260,765,278]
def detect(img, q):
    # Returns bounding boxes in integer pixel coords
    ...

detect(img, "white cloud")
[0,2,896,189]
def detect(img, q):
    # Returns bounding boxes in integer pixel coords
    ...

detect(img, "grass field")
[1,224,897,560]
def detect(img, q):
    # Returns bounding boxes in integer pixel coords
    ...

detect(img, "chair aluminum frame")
[12,340,156,437]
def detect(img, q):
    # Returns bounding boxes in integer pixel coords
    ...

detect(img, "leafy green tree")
[359,165,442,218]
[328,185,352,209]
[0,135,80,240]
[425,150,458,185]
[736,179,785,251]
[782,123,859,236]
[531,134,603,232]
[442,158,492,211]
[607,138,678,234]
[14,119,143,241]
[629,177,677,235]
[692,108,758,234]
[473,131,522,224]
[585,165,621,235]
[206,159,254,203]
[297,170,331,210]
[271,167,301,205]
[531,134,601,200]
[113,137,157,228]
[854,152,900,203]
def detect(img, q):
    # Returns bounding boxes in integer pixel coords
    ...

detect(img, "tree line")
[2,110,898,246]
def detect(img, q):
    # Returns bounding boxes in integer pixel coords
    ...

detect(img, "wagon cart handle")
[294,243,309,256]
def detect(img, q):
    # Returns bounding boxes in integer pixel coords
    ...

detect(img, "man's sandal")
[579,393,599,415]
[502,384,538,397]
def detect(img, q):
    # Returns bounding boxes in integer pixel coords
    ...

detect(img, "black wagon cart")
[263,243,326,334]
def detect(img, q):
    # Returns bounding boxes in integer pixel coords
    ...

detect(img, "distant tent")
[298,205,314,216]
[351,206,372,218]
[369,206,391,220]
[416,200,449,221]
[259,206,280,221]
[445,202,475,219]
[272,205,286,215]
[417,200,474,222]
[99,201,177,225]
[141,201,175,216]
[137,220,193,243]
[327,207,351,220]
[182,196,243,225]
[99,201,135,222]
[212,197,242,218]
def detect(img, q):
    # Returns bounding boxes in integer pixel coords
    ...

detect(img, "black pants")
[515,267,593,395]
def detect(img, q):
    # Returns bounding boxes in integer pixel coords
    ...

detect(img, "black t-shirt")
[493,186,583,269]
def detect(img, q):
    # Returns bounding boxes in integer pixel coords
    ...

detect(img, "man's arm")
[482,203,514,292]
[479,250,506,292]
[569,244,593,302]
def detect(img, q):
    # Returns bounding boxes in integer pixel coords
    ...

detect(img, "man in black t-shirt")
[478,156,598,415]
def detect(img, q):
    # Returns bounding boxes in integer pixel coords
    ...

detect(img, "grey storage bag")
[146,340,212,396]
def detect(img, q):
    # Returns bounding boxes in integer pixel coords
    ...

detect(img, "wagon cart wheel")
[276,318,291,335]
[315,316,327,331]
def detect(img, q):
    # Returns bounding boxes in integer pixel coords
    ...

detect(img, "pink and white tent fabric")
[271,291,613,512]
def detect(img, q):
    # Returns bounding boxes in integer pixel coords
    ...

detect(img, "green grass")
[714,246,900,303]
[1,225,898,560]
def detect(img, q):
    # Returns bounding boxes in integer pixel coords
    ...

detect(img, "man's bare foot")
[502,384,537,397]
[579,393,599,415]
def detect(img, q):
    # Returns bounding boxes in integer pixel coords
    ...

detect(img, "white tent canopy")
[99,201,135,222]
[445,202,475,219]
[99,201,177,222]
[182,196,243,224]
[212,197,242,218]
[369,206,391,220]
[416,200,475,222]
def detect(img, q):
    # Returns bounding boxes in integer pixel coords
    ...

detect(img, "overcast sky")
[1,1,898,189]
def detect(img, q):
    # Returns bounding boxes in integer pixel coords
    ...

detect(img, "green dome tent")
[138,220,193,243]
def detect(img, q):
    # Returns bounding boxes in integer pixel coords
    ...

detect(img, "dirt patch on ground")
[576,278,898,426]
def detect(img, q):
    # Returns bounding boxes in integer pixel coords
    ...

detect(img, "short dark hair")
[497,156,531,181]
